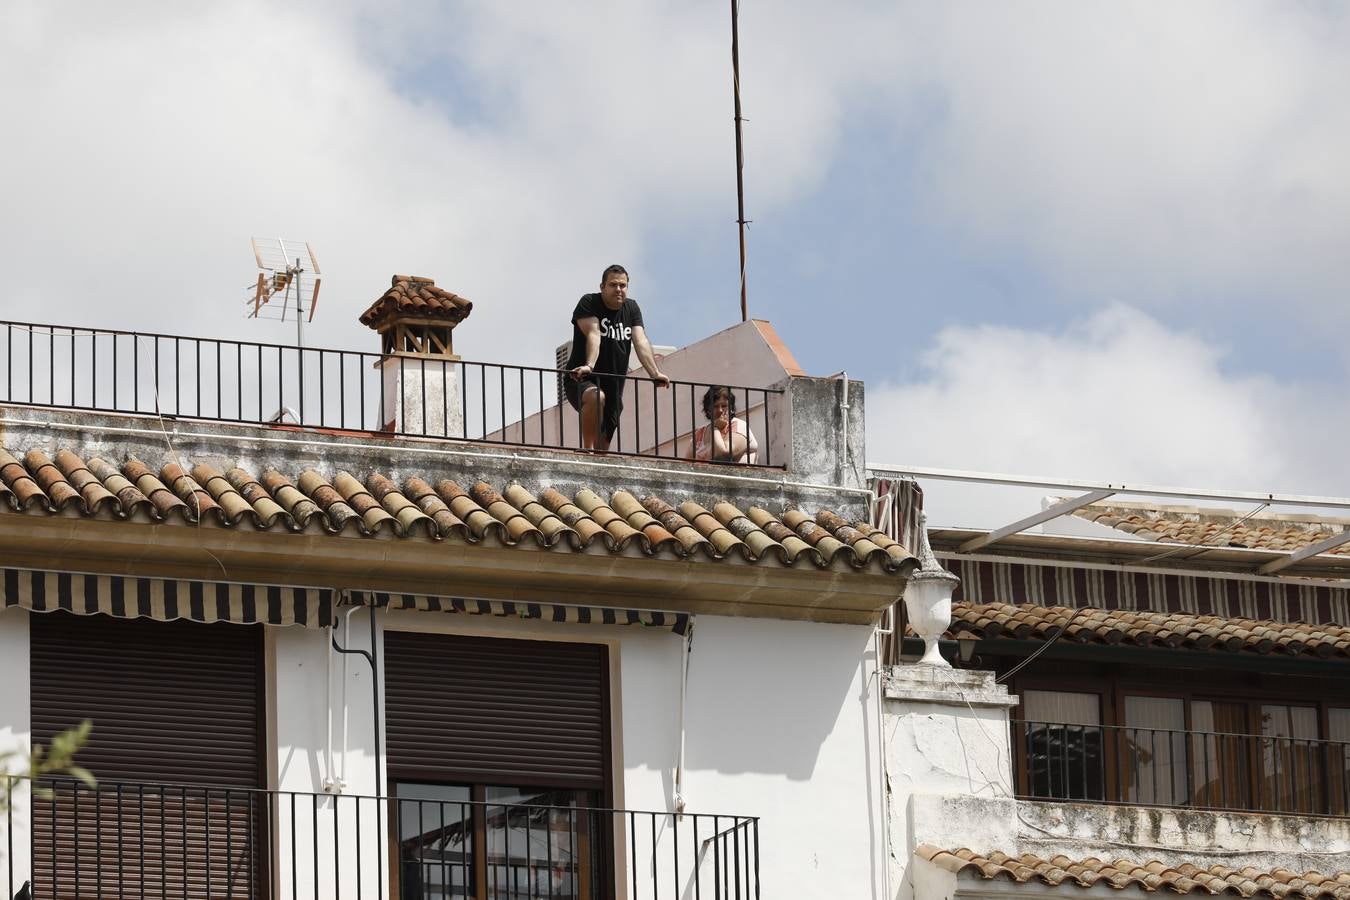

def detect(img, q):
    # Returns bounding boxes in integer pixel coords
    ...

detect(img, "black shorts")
[563,373,624,440]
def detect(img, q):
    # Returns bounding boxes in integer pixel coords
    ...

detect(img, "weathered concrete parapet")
[908,793,1350,899]
[884,668,1018,900]
[766,375,866,490]
[885,666,1019,710]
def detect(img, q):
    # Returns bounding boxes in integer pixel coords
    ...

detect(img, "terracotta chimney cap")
[359,275,472,330]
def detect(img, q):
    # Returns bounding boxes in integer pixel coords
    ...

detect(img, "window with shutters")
[28,610,265,899]
[383,631,612,900]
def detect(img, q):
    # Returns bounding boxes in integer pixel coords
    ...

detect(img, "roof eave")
[0,513,909,625]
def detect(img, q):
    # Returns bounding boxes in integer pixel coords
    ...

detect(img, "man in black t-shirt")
[565,264,670,450]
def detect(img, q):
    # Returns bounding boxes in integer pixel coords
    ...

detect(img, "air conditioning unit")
[553,341,677,403]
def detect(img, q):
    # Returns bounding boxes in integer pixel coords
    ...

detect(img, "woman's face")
[709,395,731,421]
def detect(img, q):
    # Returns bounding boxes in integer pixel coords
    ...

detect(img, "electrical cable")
[130,333,229,579]
[994,604,1090,684]
[1135,501,1271,565]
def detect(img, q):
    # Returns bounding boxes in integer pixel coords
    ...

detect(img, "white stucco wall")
[884,666,1020,900]
[0,604,888,899]
[266,608,887,899]
[272,612,384,899]
[618,615,886,900]
[0,608,32,894]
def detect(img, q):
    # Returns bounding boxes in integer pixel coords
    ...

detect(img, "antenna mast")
[245,238,323,346]
[730,0,749,322]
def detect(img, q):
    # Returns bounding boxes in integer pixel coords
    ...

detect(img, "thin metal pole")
[296,263,304,349]
[730,0,749,321]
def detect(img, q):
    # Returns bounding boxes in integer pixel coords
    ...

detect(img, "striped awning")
[345,590,693,636]
[942,556,1350,625]
[2,567,333,628]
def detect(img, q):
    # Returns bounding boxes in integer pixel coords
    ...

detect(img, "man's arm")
[570,317,601,377]
[631,325,670,387]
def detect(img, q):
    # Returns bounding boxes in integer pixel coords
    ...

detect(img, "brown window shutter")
[384,632,609,789]
[29,610,264,898]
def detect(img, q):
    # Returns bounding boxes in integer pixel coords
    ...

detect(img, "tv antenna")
[729,0,749,322]
[246,238,322,346]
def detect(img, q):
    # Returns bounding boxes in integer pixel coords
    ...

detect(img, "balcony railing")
[1014,719,1350,817]
[0,321,783,467]
[3,776,760,899]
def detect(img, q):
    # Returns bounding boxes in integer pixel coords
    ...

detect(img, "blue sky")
[2,1,1348,516]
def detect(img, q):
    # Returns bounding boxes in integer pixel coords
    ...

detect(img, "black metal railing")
[0,321,783,467]
[1014,720,1350,817]
[3,776,761,899]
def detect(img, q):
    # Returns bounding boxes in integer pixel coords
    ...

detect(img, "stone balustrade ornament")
[902,512,960,667]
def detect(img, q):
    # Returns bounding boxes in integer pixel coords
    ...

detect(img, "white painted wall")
[0,608,32,894]
[0,603,888,900]
[272,611,384,899]
[266,608,887,899]
[883,666,1019,900]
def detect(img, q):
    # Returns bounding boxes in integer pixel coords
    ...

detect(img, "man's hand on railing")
[650,370,671,388]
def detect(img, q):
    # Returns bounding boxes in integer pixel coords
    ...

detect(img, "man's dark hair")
[701,385,738,419]
[600,264,629,285]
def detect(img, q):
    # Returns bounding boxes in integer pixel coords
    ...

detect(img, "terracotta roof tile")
[579,489,646,550]
[916,846,1350,899]
[359,275,472,329]
[943,602,1350,661]
[505,484,574,545]
[535,487,602,546]
[1,448,48,510]
[262,470,323,529]
[782,508,848,561]
[241,470,300,527]
[88,456,150,516]
[612,490,679,549]
[298,469,362,533]
[435,479,504,541]
[642,496,709,555]
[0,441,918,574]
[24,449,80,510]
[196,464,258,525]
[1072,502,1350,557]
[714,501,784,562]
[123,458,189,520]
[747,506,817,563]
[680,500,745,556]
[161,461,220,522]
[403,476,469,539]
[55,449,117,514]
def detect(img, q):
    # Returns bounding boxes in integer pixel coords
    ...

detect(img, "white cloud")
[0,1,865,366]
[1,1,1347,372]
[886,2,1350,316]
[0,2,745,364]
[867,304,1347,526]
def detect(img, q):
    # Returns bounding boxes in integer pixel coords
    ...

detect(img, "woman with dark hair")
[693,386,758,464]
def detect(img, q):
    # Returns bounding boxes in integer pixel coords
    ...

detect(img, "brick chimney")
[359,275,472,436]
